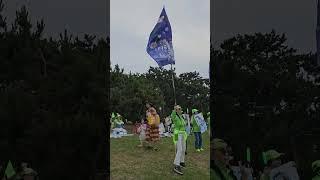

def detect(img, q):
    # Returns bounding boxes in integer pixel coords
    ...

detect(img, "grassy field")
[110,126,210,180]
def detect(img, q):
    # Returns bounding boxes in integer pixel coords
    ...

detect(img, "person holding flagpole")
[171,105,187,175]
[146,6,187,174]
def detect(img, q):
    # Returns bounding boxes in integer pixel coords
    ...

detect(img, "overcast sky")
[2,0,108,39]
[111,0,210,78]
[3,0,317,77]
[213,0,317,53]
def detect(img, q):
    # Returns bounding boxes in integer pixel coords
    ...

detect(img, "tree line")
[211,30,320,178]
[2,0,319,179]
[110,65,210,123]
[0,1,210,178]
[0,2,109,179]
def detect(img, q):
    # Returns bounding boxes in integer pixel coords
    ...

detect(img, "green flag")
[246,147,251,162]
[262,152,267,165]
[5,160,16,179]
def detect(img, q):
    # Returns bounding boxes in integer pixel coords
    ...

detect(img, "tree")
[0,2,109,179]
[109,65,209,122]
[211,31,320,177]
[145,67,209,116]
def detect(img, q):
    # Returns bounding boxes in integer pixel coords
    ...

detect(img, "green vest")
[171,110,187,144]
[211,161,236,180]
[191,115,201,132]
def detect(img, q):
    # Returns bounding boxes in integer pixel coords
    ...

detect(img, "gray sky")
[3,0,315,76]
[213,0,317,53]
[111,0,210,78]
[3,0,108,39]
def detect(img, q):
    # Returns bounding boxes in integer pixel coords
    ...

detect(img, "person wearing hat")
[191,109,203,152]
[211,138,237,180]
[312,160,320,180]
[171,105,187,175]
[260,149,285,180]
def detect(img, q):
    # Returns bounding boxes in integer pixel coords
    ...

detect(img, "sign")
[194,113,207,133]
[5,160,16,179]
[270,162,300,180]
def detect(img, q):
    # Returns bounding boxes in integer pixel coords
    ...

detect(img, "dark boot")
[180,162,186,168]
[173,165,183,175]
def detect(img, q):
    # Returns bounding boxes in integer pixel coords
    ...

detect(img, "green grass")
[110,129,210,180]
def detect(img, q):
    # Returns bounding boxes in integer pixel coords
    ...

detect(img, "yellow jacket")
[147,114,160,126]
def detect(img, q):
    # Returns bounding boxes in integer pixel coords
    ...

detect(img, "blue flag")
[146,7,175,67]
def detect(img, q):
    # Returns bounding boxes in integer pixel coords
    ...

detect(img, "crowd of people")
[0,161,38,180]
[111,104,320,179]
[211,138,320,180]
[132,102,210,175]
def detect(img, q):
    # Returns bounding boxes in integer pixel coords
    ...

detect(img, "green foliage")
[110,65,165,121]
[211,31,320,177]
[0,3,109,179]
[110,66,209,122]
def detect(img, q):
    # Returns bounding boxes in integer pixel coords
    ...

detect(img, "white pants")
[174,134,186,166]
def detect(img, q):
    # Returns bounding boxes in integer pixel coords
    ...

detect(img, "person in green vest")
[115,113,124,128]
[110,112,116,129]
[171,105,187,175]
[211,138,237,180]
[312,160,320,180]
[260,149,284,180]
[191,109,203,152]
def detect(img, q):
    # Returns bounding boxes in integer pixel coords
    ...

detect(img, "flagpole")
[171,64,177,106]
[146,6,176,105]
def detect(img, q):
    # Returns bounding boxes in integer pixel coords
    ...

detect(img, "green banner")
[5,160,16,179]
[262,152,267,165]
[246,147,251,162]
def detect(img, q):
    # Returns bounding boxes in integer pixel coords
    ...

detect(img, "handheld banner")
[246,147,251,162]
[194,113,207,133]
